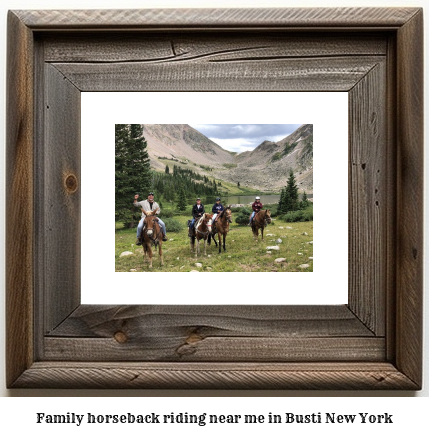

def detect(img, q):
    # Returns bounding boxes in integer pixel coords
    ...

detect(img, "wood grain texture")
[52,56,384,92]
[395,9,424,388]
[14,8,420,29]
[6,7,423,390]
[384,33,398,364]
[44,337,385,362]
[5,11,34,388]
[43,305,380,362]
[348,62,386,335]
[48,305,374,338]
[43,64,81,333]
[42,33,388,63]
[11,362,419,390]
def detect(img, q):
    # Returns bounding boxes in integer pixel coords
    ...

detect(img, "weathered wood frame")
[6,8,423,390]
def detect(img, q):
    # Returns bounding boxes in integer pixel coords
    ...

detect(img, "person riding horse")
[188,197,205,236]
[134,192,167,244]
[211,197,224,230]
[249,196,263,225]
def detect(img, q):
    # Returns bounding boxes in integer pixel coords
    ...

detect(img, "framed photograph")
[82,92,348,306]
[6,7,423,389]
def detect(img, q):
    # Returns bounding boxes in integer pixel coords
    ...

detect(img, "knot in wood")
[64,174,78,193]
[114,331,128,343]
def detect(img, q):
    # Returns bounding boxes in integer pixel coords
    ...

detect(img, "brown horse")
[251,209,272,241]
[139,209,163,268]
[190,213,212,257]
[209,206,232,253]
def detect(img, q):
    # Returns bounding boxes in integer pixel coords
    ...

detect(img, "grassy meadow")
[115,214,313,272]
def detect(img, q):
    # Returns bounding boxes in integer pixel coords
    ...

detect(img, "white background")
[82,92,348,305]
[0,0,428,427]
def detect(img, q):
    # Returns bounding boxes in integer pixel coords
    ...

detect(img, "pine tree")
[284,170,299,212]
[115,124,151,226]
[277,187,285,214]
[300,191,309,209]
[115,124,130,223]
[177,185,187,211]
[165,164,170,174]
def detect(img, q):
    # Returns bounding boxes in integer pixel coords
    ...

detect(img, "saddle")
[249,211,259,223]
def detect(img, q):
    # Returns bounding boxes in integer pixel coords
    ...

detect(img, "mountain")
[219,124,313,193]
[142,124,234,171]
[142,123,313,194]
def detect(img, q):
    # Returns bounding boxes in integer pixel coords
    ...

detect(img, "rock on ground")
[120,251,134,257]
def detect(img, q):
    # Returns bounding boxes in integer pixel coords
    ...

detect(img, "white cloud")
[209,138,256,153]
[189,124,302,151]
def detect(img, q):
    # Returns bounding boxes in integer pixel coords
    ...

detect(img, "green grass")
[115,215,313,272]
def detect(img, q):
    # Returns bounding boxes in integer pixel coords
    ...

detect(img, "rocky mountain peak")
[143,123,313,194]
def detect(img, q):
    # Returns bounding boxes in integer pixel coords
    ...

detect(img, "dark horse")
[251,209,272,242]
[189,213,212,257]
[139,209,164,268]
[209,206,232,253]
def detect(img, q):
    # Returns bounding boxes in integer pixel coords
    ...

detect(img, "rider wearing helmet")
[211,197,224,226]
[189,197,205,236]
[249,196,263,225]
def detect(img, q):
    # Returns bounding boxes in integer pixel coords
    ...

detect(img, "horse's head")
[197,213,211,229]
[224,206,233,223]
[265,209,272,224]
[144,215,158,237]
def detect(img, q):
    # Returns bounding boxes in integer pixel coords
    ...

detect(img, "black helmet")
[148,192,154,196]
[216,197,221,201]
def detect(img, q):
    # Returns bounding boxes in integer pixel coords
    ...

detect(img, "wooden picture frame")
[6,7,423,389]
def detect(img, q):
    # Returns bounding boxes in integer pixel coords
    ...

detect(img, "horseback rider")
[189,197,205,236]
[134,192,168,244]
[249,196,263,225]
[211,197,224,229]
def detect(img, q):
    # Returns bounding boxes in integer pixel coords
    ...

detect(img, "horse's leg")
[196,238,199,258]
[223,232,226,252]
[203,237,207,256]
[143,243,148,263]
[213,230,218,247]
[159,242,163,266]
[261,227,264,241]
[218,233,221,253]
[148,246,153,268]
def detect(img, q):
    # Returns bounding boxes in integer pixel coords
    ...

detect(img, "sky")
[188,124,303,153]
